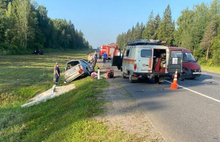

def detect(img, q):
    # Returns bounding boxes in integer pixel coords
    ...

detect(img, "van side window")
[126,49,130,57]
[171,51,182,58]
[141,50,152,58]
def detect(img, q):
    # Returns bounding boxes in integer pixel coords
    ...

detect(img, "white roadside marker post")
[98,67,100,79]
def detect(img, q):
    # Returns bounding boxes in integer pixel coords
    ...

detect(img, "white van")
[112,39,184,83]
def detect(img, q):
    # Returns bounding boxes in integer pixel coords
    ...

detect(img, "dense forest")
[0,0,91,55]
[116,0,220,66]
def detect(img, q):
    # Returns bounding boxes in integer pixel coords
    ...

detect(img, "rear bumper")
[64,71,86,83]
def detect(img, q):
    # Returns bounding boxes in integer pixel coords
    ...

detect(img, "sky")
[35,0,213,48]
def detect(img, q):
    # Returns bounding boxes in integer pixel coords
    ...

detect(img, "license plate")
[193,72,201,74]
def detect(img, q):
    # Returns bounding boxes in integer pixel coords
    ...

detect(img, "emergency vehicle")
[99,44,119,59]
[112,39,184,83]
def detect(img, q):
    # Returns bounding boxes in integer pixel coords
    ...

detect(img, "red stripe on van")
[149,57,152,69]
[123,58,135,64]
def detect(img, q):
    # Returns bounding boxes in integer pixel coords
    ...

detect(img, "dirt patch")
[95,61,165,141]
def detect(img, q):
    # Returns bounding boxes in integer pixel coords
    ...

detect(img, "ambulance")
[112,39,184,83]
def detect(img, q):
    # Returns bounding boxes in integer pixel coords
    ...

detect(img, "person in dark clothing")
[93,51,98,68]
[52,62,60,92]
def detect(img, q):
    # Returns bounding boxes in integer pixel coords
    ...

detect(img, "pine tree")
[157,5,174,46]
[142,11,154,39]
[152,14,161,40]
[133,22,142,39]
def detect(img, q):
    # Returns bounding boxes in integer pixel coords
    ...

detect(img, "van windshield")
[183,52,196,62]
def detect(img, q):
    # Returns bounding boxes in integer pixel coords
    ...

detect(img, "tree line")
[0,0,91,55]
[116,0,220,66]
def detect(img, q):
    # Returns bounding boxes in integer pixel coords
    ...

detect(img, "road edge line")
[165,80,220,103]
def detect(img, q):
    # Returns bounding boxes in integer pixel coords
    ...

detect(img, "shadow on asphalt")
[96,59,219,115]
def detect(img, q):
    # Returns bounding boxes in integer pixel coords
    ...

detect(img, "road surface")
[99,60,220,142]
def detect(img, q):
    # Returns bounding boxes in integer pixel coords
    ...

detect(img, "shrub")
[0,43,30,55]
[212,49,220,66]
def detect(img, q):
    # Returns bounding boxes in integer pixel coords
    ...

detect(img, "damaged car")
[64,59,94,83]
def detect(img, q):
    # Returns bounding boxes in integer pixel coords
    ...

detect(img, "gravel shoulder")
[95,61,165,141]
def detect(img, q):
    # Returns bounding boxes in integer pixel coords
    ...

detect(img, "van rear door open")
[112,50,122,70]
[138,49,153,73]
[168,49,183,73]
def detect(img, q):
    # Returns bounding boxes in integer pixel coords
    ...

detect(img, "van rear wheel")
[155,76,160,84]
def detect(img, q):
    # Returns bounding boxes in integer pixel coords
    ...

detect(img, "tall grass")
[201,65,220,74]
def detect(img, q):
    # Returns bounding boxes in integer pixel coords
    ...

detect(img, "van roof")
[168,47,190,52]
[127,39,166,46]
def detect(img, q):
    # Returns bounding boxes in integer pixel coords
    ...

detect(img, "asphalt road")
[99,60,220,142]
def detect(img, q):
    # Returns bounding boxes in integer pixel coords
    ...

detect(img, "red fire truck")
[99,44,119,59]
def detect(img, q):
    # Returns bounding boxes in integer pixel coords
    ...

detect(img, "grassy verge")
[201,65,220,74]
[0,50,143,142]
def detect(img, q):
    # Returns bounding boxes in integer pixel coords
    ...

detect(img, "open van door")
[168,49,183,74]
[138,49,153,72]
[112,49,122,70]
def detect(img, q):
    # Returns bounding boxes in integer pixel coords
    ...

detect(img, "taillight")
[134,64,137,71]
[79,69,83,74]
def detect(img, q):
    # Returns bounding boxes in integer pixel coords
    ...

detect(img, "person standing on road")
[52,62,60,92]
[93,51,98,69]
[103,52,107,63]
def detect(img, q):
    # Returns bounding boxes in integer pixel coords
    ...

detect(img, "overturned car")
[64,59,94,83]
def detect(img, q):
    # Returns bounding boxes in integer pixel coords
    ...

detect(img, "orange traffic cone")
[170,69,178,89]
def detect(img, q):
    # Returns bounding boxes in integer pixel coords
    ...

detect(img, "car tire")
[190,77,196,79]
[155,76,160,84]
[179,76,185,81]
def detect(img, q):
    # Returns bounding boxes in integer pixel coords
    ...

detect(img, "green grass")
[201,65,220,74]
[0,50,144,142]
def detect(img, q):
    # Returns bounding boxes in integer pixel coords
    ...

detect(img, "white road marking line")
[165,80,220,103]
